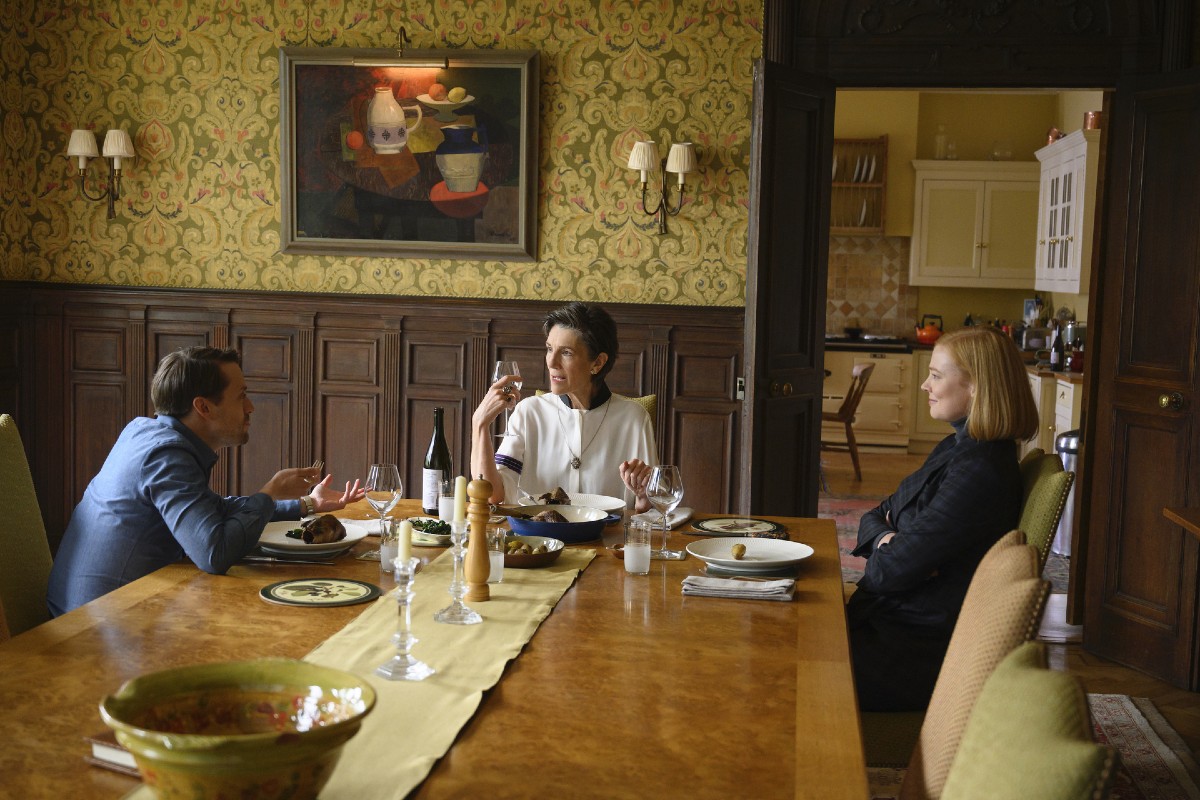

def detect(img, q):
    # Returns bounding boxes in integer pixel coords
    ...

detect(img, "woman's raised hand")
[619,459,654,513]
[473,374,523,428]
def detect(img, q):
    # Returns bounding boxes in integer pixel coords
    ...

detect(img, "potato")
[447,86,467,102]
[731,542,747,560]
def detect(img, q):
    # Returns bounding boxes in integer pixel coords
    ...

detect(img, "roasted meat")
[535,487,570,505]
[300,514,346,544]
[531,509,569,523]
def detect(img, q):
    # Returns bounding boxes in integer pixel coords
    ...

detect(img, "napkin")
[631,507,693,529]
[680,575,795,602]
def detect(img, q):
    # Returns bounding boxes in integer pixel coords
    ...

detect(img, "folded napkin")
[632,507,693,529]
[681,575,795,602]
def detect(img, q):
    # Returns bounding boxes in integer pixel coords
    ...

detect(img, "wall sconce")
[627,140,697,235]
[65,128,136,219]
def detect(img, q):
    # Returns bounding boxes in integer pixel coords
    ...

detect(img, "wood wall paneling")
[1,284,745,550]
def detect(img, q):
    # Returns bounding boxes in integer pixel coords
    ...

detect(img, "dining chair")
[0,413,54,637]
[894,530,1049,800]
[1018,451,1075,572]
[821,363,875,481]
[940,641,1118,800]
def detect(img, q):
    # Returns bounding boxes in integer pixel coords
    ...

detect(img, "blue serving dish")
[506,504,620,544]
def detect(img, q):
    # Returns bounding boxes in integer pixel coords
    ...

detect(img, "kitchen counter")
[1027,364,1086,384]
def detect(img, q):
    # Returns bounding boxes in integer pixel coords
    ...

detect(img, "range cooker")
[824,333,911,352]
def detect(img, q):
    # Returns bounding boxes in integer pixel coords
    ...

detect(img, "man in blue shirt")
[47,346,363,616]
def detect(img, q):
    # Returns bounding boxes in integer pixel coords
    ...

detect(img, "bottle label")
[422,469,444,512]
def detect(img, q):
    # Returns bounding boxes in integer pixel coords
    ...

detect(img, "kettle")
[916,314,944,345]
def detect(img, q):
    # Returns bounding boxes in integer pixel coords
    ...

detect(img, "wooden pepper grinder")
[464,477,492,603]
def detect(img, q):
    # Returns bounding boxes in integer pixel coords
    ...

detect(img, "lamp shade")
[67,129,99,158]
[665,142,697,175]
[627,141,660,172]
[102,129,136,159]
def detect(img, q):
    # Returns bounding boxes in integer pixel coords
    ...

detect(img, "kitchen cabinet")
[1025,370,1057,457]
[908,349,954,452]
[823,350,911,448]
[1034,129,1101,294]
[1024,367,1083,458]
[831,136,887,234]
[909,160,1040,288]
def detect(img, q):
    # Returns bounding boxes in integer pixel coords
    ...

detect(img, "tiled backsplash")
[826,235,918,337]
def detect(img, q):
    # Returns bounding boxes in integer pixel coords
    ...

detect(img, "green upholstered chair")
[940,642,1118,800]
[0,414,53,637]
[1018,452,1075,572]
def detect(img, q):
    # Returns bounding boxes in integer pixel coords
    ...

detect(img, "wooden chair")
[940,642,1118,800]
[821,363,874,481]
[1018,452,1075,572]
[0,414,54,637]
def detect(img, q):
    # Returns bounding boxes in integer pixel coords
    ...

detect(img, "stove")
[824,333,910,352]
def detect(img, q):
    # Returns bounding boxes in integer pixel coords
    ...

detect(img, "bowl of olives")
[503,535,565,568]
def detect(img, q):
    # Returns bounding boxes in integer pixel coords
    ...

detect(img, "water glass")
[379,518,399,574]
[487,527,506,583]
[438,478,457,521]
[625,520,652,575]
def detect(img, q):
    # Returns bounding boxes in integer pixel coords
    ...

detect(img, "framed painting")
[279,48,538,260]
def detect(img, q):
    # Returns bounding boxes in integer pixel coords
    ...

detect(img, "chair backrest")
[834,363,875,421]
[0,414,53,636]
[941,642,1118,800]
[1019,453,1075,571]
[899,530,1049,800]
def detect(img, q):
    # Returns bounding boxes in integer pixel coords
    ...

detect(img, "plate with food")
[503,534,565,568]
[517,489,625,515]
[406,516,454,546]
[685,538,814,572]
[257,517,370,554]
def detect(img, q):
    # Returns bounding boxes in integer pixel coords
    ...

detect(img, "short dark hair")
[151,346,241,417]
[542,302,619,383]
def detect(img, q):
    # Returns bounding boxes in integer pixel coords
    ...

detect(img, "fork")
[307,459,324,484]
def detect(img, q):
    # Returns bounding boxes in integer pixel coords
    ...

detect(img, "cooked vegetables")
[411,518,452,536]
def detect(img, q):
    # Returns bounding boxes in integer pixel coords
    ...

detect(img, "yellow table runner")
[308,548,595,799]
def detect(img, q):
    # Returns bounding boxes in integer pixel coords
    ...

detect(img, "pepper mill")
[464,478,492,602]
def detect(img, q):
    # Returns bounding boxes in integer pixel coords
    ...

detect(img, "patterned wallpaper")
[0,0,761,305]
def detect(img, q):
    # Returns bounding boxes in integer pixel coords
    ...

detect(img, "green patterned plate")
[259,578,381,607]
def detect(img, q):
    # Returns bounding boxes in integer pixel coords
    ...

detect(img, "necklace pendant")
[570,457,581,469]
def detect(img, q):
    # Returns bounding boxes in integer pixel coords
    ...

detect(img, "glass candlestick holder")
[375,557,435,681]
[433,520,482,625]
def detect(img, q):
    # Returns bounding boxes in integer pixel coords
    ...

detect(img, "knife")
[242,555,338,566]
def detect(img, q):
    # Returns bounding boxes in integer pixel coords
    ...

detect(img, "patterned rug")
[868,694,1200,799]
[819,495,1070,593]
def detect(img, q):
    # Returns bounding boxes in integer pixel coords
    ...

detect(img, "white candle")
[453,475,467,523]
[398,520,413,564]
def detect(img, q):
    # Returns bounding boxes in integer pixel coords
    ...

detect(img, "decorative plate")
[691,517,786,536]
[259,578,381,607]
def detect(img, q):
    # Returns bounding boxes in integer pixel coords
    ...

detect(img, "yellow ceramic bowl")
[100,659,375,800]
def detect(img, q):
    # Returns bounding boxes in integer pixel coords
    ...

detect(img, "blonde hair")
[934,327,1039,442]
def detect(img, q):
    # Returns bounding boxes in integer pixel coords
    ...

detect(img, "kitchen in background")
[823,88,1103,462]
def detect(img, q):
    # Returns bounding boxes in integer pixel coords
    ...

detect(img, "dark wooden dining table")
[0,500,866,799]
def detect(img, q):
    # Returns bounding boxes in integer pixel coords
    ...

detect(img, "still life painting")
[280,48,538,260]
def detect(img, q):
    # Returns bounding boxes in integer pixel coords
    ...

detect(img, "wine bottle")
[1049,323,1065,372]
[422,407,452,514]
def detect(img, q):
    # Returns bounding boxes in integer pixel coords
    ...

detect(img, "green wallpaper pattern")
[0,0,760,305]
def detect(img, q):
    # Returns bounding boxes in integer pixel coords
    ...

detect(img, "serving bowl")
[517,492,625,516]
[507,504,617,543]
[100,659,375,800]
[504,534,565,568]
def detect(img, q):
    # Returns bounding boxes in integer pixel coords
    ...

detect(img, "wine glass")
[646,465,684,558]
[365,463,402,534]
[492,360,522,437]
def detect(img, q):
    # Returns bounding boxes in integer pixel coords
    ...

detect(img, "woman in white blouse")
[470,303,657,511]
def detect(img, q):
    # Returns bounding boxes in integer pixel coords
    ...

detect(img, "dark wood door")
[739,60,833,516]
[1084,69,1200,688]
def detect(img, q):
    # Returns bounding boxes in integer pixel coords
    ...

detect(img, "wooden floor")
[823,448,1200,758]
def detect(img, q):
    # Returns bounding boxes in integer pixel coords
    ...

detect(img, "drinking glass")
[624,520,652,575]
[365,463,402,533]
[646,465,684,558]
[493,360,522,437]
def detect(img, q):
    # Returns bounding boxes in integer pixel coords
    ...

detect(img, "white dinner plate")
[685,538,814,572]
[852,155,863,183]
[859,200,868,227]
[867,155,877,183]
[257,519,371,553]
[517,492,625,515]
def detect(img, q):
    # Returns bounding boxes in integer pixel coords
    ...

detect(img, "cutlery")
[306,459,324,485]
[243,555,337,565]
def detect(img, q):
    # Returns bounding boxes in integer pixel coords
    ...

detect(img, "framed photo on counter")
[279,47,539,261]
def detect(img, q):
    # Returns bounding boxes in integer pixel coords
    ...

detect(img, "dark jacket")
[847,419,1022,637]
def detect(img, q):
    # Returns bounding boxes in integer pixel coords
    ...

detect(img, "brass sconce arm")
[627,140,697,235]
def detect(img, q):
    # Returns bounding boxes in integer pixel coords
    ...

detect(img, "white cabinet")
[1024,368,1083,457]
[822,350,911,448]
[1053,378,1083,442]
[909,160,1040,288]
[1034,129,1101,294]
[909,349,954,452]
